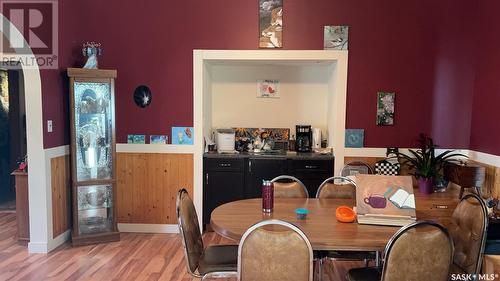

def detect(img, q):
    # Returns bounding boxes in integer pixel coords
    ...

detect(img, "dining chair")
[341,160,374,177]
[315,176,377,278]
[238,219,314,281]
[447,193,488,275]
[315,176,357,199]
[271,175,309,198]
[176,188,238,280]
[346,220,454,281]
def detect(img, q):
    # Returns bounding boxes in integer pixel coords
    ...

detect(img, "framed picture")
[257,79,280,98]
[172,127,194,145]
[345,129,364,148]
[150,135,167,144]
[259,0,283,48]
[376,92,395,126]
[324,26,349,50]
[127,134,145,144]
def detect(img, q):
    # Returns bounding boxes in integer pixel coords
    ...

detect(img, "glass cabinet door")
[77,185,113,235]
[73,82,113,181]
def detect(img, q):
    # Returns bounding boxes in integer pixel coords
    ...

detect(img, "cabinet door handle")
[218,163,232,167]
[206,173,209,185]
[249,160,252,173]
[305,165,318,169]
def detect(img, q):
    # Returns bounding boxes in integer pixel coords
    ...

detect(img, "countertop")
[204,151,334,160]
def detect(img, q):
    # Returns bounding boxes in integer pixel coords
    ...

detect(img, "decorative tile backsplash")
[234,128,290,142]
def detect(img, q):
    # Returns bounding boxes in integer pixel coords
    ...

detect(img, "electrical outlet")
[47,120,53,133]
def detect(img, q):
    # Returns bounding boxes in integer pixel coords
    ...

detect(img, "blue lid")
[295,208,309,215]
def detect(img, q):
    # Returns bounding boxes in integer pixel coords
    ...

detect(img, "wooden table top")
[210,187,461,251]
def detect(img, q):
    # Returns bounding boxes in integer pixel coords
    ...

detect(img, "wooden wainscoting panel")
[116,153,193,224]
[51,155,71,238]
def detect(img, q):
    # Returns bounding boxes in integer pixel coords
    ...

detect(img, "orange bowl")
[336,206,356,223]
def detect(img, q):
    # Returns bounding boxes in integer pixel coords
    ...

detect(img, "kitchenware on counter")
[312,128,321,149]
[216,128,236,153]
[296,125,312,152]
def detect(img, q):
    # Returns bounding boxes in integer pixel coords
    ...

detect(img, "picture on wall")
[257,79,280,98]
[376,92,395,126]
[345,129,364,148]
[259,0,283,48]
[172,127,194,145]
[127,134,146,144]
[150,135,167,144]
[324,26,349,50]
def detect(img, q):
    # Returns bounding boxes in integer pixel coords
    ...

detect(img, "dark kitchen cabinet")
[203,158,245,226]
[246,158,287,198]
[288,159,334,197]
[203,154,334,227]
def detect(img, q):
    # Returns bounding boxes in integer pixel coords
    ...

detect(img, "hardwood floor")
[0,212,363,280]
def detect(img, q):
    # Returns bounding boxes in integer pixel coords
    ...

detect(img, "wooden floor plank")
[0,211,362,280]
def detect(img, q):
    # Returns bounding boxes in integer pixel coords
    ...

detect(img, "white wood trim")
[118,223,179,233]
[1,15,50,254]
[116,143,195,154]
[468,150,500,167]
[48,230,70,252]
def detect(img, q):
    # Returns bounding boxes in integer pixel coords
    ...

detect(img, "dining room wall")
[469,0,500,156]
[41,0,453,149]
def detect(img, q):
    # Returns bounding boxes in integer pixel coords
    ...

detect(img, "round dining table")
[210,198,401,251]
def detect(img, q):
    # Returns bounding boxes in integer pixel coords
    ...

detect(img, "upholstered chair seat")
[197,245,238,274]
[347,221,454,281]
[176,189,237,280]
[238,219,314,281]
[271,175,309,198]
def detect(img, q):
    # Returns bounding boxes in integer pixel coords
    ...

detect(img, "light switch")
[47,120,53,133]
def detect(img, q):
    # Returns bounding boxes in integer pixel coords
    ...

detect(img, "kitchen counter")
[204,151,334,160]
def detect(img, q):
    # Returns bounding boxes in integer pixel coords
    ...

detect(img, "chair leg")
[375,251,381,267]
[318,258,324,281]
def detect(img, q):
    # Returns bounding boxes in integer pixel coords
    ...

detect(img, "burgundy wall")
[430,0,477,149]
[41,0,474,150]
[469,0,500,155]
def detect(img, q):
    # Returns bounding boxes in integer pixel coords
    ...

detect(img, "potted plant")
[395,134,466,194]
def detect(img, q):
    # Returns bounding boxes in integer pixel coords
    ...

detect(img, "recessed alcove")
[193,50,349,219]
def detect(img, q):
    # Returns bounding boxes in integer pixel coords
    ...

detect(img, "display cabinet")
[67,68,119,246]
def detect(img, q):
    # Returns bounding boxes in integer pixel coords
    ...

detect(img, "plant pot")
[418,177,434,194]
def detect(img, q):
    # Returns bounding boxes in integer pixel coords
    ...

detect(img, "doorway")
[0,68,26,210]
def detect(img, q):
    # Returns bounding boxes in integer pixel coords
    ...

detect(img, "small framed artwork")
[324,26,349,50]
[127,134,146,144]
[345,129,364,148]
[150,135,167,144]
[259,0,283,48]
[172,127,194,145]
[257,79,280,98]
[376,92,395,126]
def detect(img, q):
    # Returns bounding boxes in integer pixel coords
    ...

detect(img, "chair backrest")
[271,175,309,198]
[238,219,313,281]
[381,221,454,281]
[315,176,356,199]
[176,188,204,277]
[341,160,374,177]
[448,193,488,274]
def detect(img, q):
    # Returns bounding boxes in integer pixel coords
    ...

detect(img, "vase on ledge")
[418,177,434,195]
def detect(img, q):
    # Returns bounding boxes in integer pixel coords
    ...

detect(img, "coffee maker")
[295,125,312,152]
